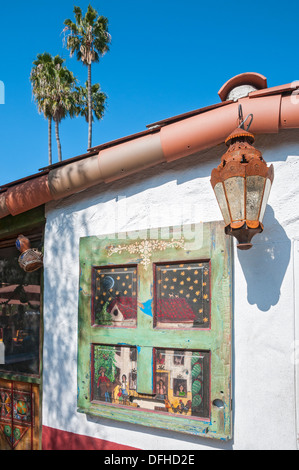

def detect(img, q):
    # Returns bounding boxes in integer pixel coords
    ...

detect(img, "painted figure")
[97,367,112,402]
[177,383,186,397]
[156,379,167,399]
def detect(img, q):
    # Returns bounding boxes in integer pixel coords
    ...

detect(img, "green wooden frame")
[78,222,233,440]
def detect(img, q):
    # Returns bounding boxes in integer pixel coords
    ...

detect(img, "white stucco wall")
[42,129,299,450]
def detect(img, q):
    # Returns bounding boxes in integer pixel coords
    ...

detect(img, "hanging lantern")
[210,124,274,250]
[16,235,43,272]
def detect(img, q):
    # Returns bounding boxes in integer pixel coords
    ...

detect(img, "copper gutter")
[0,75,299,219]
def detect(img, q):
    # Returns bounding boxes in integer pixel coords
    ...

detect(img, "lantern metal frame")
[210,117,274,250]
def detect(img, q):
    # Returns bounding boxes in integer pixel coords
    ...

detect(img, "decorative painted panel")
[155,261,210,328]
[92,266,137,327]
[0,379,40,450]
[92,345,209,419]
[78,222,233,439]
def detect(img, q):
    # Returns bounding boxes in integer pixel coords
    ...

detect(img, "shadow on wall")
[237,205,291,312]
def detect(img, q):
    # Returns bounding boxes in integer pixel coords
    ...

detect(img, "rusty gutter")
[87,126,161,152]
[38,151,99,172]
[0,170,50,192]
[0,76,299,220]
[146,101,233,129]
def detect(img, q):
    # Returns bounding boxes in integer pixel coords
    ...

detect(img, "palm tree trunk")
[55,119,62,162]
[88,62,92,149]
[48,117,52,166]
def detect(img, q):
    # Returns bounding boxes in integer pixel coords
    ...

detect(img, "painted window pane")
[0,242,41,376]
[92,345,137,404]
[93,266,137,327]
[155,262,210,328]
[155,349,210,419]
[92,345,210,420]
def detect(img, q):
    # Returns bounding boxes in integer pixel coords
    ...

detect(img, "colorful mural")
[0,385,34,449]
[93,266,138,327]
[155,262,211,328]
[92,345,210,419]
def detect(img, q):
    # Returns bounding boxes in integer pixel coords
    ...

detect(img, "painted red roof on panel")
[156,298,196,322]
[107,297,137,319]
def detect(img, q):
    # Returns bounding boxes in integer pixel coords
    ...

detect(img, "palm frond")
[63,5,110,64]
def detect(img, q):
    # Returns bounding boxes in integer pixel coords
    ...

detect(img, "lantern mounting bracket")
[238,104,253,131]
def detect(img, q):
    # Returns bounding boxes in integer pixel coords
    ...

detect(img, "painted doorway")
[0,379,40,450]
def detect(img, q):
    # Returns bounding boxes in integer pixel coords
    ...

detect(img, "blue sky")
[0,0,298,186]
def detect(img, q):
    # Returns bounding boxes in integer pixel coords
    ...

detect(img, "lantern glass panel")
[246,175,265,221]
[259,178,272,222]
[224,177,245,222]
[213,183,231,225]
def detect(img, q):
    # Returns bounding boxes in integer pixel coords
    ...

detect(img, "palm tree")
[30,53,77,163]
[63,4,111,148]
[74,81,107,125]
[30,53,55,165]
[50,58,77,162]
